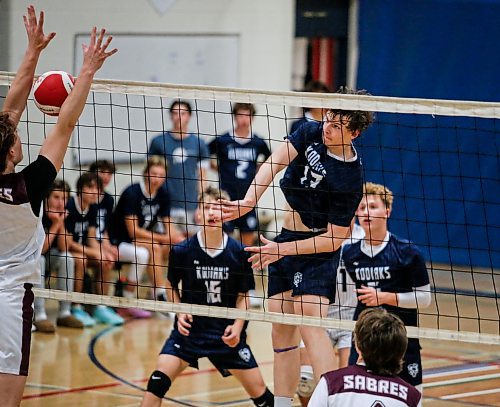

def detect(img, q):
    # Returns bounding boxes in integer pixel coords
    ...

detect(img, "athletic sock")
[58,301,72,318]
[274,396,293,407]
[251,387,274,407]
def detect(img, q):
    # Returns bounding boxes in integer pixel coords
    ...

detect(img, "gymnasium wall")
[2,0,295,216]
[355,0,500,268]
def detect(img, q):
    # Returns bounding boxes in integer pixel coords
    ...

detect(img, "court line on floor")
[22,381,122,400]
[422,351,499,365]
[25,382,143,402]
[87,324,200,407]
[441,387,500,400]
[424,372,500,388]
[25,322,498,405]
[424,395,498,407]
[425,364,499,378]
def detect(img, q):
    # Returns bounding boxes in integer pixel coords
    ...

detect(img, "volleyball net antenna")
[0,72,498,345]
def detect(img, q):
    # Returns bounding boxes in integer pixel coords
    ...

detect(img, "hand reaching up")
[81,27,118,75]
[23,5,56,53]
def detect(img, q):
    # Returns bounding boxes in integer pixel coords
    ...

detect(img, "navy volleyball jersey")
[93,192,114,241]
[112,182,171,244]
[168,233,255,338]
[209,133,271,200]
[281,121,363,230]
[343,234,430,327]
[65,196,98,245]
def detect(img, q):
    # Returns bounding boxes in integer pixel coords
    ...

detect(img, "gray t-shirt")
[148,132,210,212]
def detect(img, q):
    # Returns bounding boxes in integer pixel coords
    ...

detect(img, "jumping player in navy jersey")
[140,186,273,407]
[344,182,431,401]
[112,156,183,312]
[308,308,421,407]
[297,220,365,405]
[219,88,374,407]
[209,103,271,246]
[0,7,116,404]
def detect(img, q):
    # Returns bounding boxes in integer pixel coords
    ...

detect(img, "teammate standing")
[148,100,210,237]
[209,103,271,246]
[0,6,116,404]
[344,182,431,400]
[140,186,273,407]
[220,88,374,406]
[209,103,271,307]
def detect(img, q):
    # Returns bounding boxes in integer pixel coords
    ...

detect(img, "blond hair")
[143,155,168,175]
[364,182,393,212]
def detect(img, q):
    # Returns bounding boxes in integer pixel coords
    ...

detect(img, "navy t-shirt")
[112,182,171,244]
[92,192,114,241]
[209,133,271,200]
[65,196,98,245]
[168,234,255,338]
[343,234,430,327]
[281,121,363,230]
[148,132,209,212]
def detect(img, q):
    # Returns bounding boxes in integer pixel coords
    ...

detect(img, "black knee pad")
[146,370,171,399]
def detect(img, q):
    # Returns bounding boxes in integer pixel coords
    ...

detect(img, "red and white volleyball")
[33,71,75,116]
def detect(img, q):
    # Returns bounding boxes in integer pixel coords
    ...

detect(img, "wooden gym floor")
[22,301,500,407]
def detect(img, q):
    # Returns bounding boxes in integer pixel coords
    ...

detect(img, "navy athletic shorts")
[160,329,258,377]
[267,228,339,303]
[349,337,423,386]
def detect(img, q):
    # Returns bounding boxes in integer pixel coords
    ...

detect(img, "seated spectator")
[63,172,123,326]
[33,180,84,332]
[112,156,184,312]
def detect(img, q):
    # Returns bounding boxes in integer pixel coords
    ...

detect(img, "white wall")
[6,0,295,222]
[7,0,294,90]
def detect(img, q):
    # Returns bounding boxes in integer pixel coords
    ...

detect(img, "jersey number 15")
[205,281,222,304]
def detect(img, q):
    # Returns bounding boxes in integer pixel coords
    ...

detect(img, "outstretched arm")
[245,223,351,270]
[39,28,117,172]
[219,140,297,221]
[2,6,56,125]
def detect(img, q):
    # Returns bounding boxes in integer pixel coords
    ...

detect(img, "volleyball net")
[0,72,498,345]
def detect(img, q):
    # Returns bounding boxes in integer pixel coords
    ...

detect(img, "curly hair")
[0,112,17,173]
[329,87,375,134]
